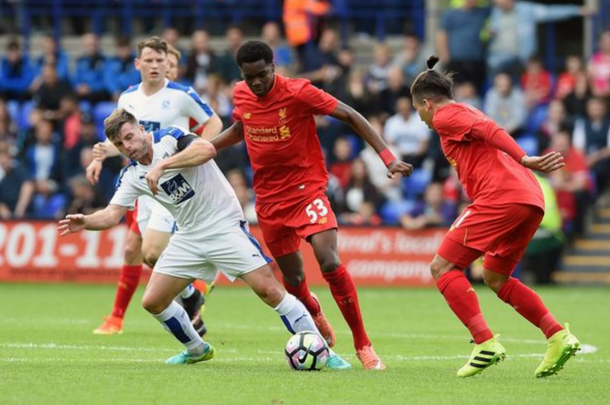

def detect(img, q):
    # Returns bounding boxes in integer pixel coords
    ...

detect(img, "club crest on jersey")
[244,112,251,119]
[160,174,195,205]
[162,100,171,110]
[279,108,287,120]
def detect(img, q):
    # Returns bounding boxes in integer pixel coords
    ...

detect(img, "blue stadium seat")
[380,200,417,225]
[18,100,35,129]
[79,100,93,115]
[93,101,116,140]
[516,135,539,156]
[526,104,548,134]
[7,100,20,123]
[402,168,432,200]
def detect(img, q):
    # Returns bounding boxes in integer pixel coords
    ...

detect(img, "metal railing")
[0,0,424,44]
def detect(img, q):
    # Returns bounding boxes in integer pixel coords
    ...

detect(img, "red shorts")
[256,193,338,257]
[437,203,543,275]
[125,203,141,235]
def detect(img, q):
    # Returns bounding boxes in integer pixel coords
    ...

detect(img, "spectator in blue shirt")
[437,0,490,92]
[33,34,70,81]
[0,39,35,101]
[400,182,457,230]
[73,33,109,103]
[104,36,140,101]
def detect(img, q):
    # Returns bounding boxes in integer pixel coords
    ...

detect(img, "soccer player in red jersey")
[212,40,413,370]
[410,56,581,378]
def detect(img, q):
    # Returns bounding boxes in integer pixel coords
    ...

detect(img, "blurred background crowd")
[0,0,609,283]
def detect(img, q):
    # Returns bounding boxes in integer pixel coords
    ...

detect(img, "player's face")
[166,54,179,81]
[113,122,149,162]
[136,47,168,85]
[413,98,434,129]
[240,60,275,97]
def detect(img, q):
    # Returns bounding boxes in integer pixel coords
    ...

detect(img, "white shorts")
[136,196,176,234]
[154,220,272,283]
[148,200,177,233]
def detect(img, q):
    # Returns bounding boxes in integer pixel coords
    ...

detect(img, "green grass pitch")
[0,283,608,405]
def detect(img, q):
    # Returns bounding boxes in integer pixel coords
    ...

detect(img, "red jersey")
[433,103,544,210]
[232,75,338,203]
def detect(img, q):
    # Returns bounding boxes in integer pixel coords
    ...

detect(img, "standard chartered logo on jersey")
[160,174,195,204]
[245,125,292,142]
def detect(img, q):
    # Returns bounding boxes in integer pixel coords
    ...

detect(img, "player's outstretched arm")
[210,121,244,152]
[146,138,216,195]
[199,114,223,141]
[58,204,128,236]
[521,152,565,173]
[329,101,413,178]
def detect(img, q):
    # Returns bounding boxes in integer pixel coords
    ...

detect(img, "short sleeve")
[182,86,214,127]
[109,166,139,209]
[297,82,339,116]
[433,105,476,142]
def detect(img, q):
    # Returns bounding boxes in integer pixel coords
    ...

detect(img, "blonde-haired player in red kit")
[410,55,580,378]
[212,40,413,370]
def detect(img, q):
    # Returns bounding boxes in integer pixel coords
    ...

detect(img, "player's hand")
[92,142,108,161]
[58,214,86,236]
[386,160,413,179]
[522,152,565,173]
[146,167,164,195]
[86,159,103,185]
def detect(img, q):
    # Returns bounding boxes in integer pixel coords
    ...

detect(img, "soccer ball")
[284,331,330,371]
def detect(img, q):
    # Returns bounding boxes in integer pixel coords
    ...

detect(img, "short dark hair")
[236,40,274,67]
[104,108,139,142]
[410,56,455,104]
[137,36,167,57]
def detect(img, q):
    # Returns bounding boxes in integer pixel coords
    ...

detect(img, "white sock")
[274,293,320,335]
[179,284,195,299]
[151,301,203,352]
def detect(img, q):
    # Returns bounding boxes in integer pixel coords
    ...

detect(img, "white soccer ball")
[284,331,330,371]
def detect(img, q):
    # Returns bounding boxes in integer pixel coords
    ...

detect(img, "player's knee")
[141,295,164,314]
[142,250,160,268]
[256,283,285,307]
[482,271,507,293]
[317,253,340,273]
[429,260,445,280]
[124,241,142,264]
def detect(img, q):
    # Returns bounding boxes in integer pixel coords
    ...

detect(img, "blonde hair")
[167,44,182,61]
[104,108,138,142]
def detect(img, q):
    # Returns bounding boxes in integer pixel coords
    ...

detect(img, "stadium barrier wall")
[0,221,443,287]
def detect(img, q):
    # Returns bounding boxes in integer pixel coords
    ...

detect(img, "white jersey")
[110,127,243,236]
[117,79,216,233]
[118,78,214,133]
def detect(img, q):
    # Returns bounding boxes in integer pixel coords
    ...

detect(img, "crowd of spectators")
[1,1,609,282]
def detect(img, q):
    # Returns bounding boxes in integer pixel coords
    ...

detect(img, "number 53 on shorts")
[305,198,329,224]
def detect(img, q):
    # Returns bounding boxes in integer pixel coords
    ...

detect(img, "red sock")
[323,264,371,350]
[497,277,563,339]
[111,264,143,319]
[282,277,321,316]
[437,270,493,344]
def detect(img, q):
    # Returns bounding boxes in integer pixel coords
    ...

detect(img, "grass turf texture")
[0,284,608,405]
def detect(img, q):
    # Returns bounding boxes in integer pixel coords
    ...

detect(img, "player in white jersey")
[58,109,351,368]
[85,38,222,336]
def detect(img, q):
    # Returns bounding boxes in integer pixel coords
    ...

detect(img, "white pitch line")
[0,342,598,364]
